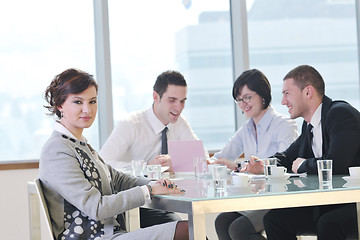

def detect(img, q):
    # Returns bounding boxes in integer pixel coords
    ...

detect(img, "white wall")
[0,168,38,240]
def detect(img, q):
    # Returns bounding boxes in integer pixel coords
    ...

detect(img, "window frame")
[2,0,360,169]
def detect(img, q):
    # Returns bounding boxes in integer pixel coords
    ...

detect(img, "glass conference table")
[142,173,360,240]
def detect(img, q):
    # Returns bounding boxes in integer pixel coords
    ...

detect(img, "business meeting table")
[143,172,360,240]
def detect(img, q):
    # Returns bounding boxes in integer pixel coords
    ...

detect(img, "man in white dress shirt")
[100,70,201,227]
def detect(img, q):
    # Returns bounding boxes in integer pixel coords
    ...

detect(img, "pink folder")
[168,140,206,172]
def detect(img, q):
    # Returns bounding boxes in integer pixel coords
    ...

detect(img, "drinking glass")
[317,159,333,188]
[263,158,278,178]
[146,164,162,180]
[212,165,227,191]
[131,159,146,177]
[193,157,208,178]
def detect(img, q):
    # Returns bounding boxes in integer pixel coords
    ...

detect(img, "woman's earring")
[262,99,265,105]
[60,111,63,118]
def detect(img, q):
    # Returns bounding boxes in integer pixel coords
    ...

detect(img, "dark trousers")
[215,212,266,240]
[263,203,358,240]
[139,207,181,228]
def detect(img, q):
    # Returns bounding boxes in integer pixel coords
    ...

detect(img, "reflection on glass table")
[158,174,357,200]
[144,173,360,240]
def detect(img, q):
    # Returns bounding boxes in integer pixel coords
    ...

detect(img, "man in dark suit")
[247,65,360,240]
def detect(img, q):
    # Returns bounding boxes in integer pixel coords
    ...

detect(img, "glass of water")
[131,159,146,177]
[146,164,162,180]
[317,159,333,188]
[263,158,278,178]
[212,165,228,191]
[193,157,208,178]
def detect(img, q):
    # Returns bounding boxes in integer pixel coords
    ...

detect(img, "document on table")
[238,172,307,179]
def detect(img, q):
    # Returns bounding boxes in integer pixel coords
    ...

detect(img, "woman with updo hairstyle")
[39,68,189,240]
[44,68,98,119]
[212,69,299,240]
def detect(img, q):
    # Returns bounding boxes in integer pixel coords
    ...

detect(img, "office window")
[246,0,360,127]
[108,0,234,150]
[0,0,96,162]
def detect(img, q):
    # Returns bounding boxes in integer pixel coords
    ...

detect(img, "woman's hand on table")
[213,157,237,171]
[241,156,264,174]
[148,178,185,195]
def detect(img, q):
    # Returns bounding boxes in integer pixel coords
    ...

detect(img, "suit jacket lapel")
[320,96,333,155]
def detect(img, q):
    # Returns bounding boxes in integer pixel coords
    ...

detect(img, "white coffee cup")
[208,164,220,177]
[349,167,360,177]
[270,166,287,177]
[232,174,249,187]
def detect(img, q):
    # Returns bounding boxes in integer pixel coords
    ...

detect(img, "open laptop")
[168,139,206,172]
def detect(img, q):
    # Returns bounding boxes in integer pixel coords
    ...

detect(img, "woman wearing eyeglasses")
[213,69,299,240]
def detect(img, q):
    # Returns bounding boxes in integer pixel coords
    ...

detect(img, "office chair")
[28,179,54,240]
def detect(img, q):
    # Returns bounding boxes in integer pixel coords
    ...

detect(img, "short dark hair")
[283,65,325,97]
[153,70,187,98]
[44,68,98,119]
[232,69,272,109]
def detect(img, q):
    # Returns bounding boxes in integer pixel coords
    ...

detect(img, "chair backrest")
[32,179,140,238]
[35,179,54,240]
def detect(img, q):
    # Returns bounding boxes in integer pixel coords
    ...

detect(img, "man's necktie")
[307,123,314,154]
[161,127,168,154]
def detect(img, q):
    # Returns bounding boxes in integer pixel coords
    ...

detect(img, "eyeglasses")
[234,94,255,104]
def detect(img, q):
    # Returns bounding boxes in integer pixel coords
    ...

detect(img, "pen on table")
[235,159,262,172]
[243,159,262,163]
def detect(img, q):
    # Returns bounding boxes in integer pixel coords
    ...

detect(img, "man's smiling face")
[153,84,187,125]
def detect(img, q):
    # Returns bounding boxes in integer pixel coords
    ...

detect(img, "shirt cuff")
[140,185,152,204]
[297,159,306,171]
[209,156,217,163]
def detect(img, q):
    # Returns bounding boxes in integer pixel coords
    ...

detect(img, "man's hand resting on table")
[148,154,174,174]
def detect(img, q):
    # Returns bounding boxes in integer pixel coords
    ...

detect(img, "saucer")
[232,172,249,176]
[343,182,360,188]
[342,176,360,182]
[267,174,290,182]
[267,180,291,185]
